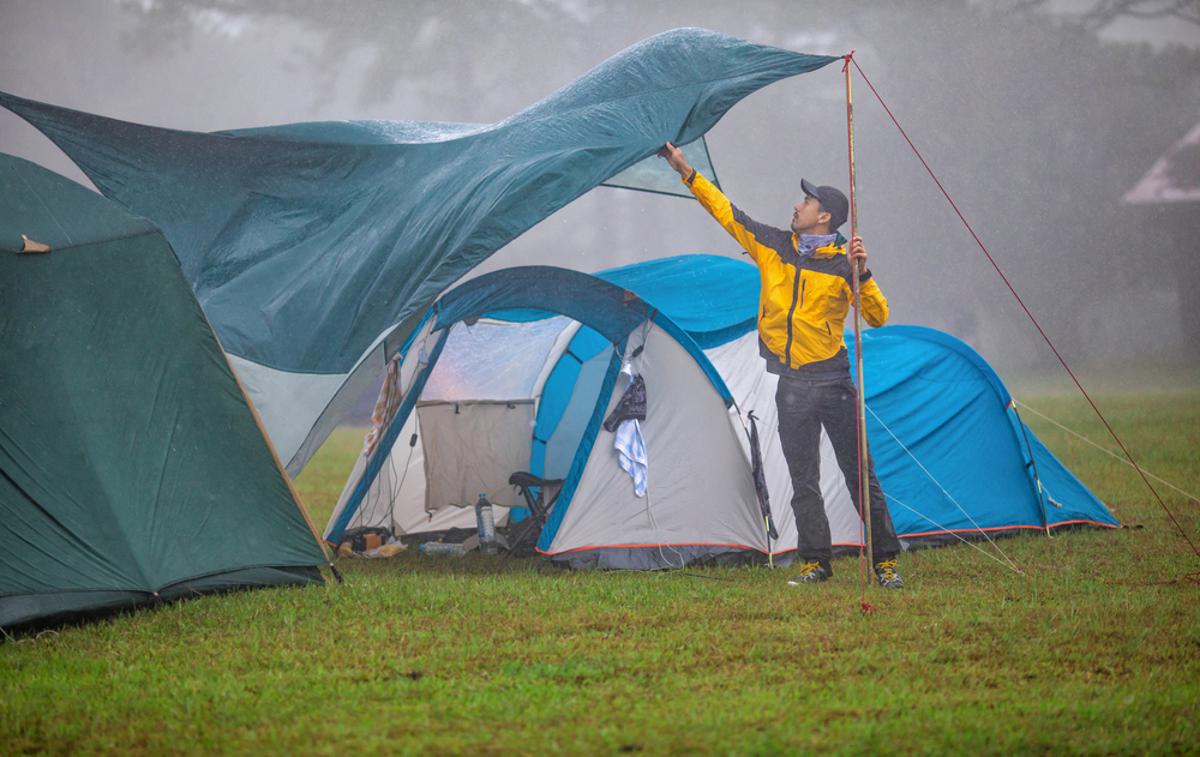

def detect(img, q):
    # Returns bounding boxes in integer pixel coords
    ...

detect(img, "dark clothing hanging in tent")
[603,374,647,432]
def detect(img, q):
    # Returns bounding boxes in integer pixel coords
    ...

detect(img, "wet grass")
[2,391,1198,754]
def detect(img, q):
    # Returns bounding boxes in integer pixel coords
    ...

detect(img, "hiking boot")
[787,560,830,585]
[874,559,904,589]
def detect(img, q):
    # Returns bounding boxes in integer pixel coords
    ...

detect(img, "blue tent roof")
[593,254,761,348]
[489,253,759,348]
[0,29,835,375]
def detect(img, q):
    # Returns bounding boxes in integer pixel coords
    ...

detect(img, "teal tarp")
[0,28,837,376]
[0,154,327,630]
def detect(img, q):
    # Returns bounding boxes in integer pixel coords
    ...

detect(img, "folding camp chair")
[505,471,564,557]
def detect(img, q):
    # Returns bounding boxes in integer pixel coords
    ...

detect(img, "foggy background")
[3,0,1198,390]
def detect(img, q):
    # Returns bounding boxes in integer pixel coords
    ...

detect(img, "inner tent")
[329,314,614,538]
[323,265,773,569]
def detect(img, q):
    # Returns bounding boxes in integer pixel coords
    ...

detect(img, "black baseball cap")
[801,179,849,230]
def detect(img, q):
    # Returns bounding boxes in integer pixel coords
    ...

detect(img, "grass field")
[3,390,1198,754]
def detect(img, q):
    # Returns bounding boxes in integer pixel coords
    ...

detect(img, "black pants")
[775,374,900,574]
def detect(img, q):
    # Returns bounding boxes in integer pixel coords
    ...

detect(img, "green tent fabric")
[0,28,838,473]
[0,154,328,630]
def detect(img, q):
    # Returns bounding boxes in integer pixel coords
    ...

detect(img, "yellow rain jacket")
[685,171,889,376]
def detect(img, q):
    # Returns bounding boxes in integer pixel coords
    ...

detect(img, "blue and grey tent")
[326,255,1119,570]
[0,28,839,475]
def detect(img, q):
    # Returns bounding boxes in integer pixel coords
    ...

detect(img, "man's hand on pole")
[657,142,693,179]
[850,235,868,275]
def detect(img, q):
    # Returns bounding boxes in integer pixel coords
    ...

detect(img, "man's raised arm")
[657,142,778,264]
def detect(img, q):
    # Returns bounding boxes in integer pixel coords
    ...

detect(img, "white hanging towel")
[614,417,648,497]
[610,362,648,497]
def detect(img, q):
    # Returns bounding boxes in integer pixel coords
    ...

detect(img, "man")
[658,142,903,588]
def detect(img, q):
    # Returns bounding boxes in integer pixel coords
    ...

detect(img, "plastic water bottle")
[475,493,497,555]
[418,541,466,557]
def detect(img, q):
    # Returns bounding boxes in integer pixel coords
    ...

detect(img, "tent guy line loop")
[846,56,1200,562]
[1013,400,1200,506]
[865,405,1023,573]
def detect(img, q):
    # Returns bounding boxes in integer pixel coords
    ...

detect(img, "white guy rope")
[1014,399,1200,506]
[887,494,1025,575]
[865,404,1023,573]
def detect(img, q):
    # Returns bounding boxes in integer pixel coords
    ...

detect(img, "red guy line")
[848,56,1199,560]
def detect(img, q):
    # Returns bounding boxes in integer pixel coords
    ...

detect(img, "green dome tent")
[0,154,330,631]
